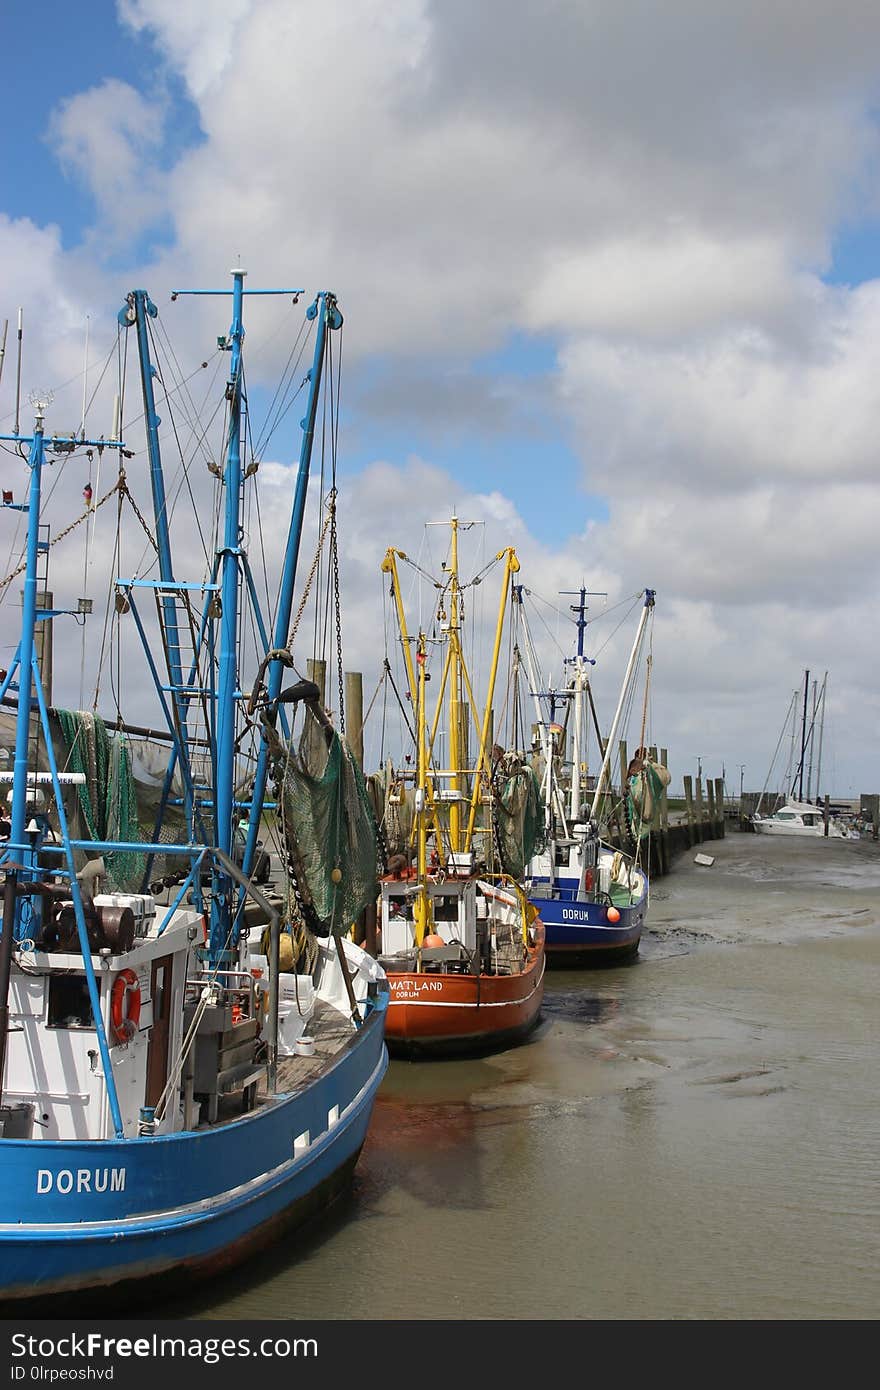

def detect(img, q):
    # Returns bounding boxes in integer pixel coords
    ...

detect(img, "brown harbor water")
[163,831,880,1321]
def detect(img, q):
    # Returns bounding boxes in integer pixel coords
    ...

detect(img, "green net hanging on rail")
[625,756,671,842]
[55,710,145,891]
[493,754,545,880]
[273,715,380,936]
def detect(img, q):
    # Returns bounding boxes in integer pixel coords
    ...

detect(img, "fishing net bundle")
[624,757,671,845]
[55,709,144,890]
[492,753,545,880]
[272,712,380,943]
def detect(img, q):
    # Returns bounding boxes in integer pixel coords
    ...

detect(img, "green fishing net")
[275,718,380,933]
[55,709,144,890]
[493,759,545,880]
[626,759,668,841]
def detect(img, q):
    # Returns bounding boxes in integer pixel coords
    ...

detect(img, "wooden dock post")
[695,775,705,843]
[614,739,628,845]
[714,777,725,837]
[683,775,696,847]
[659,746,670,874]
[306,657,327,767]
[345,670,364,770]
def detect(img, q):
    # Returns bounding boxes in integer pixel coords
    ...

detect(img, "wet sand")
[163,831,880,1321]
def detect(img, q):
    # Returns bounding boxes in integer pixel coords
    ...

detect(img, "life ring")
[111,968,141,1044]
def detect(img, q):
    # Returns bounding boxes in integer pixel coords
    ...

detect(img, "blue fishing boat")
[516,586,665,966]
[0,274,388,1301]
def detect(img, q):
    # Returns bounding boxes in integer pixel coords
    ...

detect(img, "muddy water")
[171,832,880,1321]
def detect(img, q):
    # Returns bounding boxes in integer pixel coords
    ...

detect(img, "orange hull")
[384,923,545,1057]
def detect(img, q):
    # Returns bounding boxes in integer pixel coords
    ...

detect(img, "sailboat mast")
[806,676,818,799]
[798,668,809,802]
[815,671,828,797]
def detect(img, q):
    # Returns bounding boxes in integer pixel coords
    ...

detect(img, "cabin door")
[145,954,173,1110]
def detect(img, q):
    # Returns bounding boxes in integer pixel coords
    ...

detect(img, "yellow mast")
[381,545,445,862]
[447,516,462,853]
[412,630,432,945]
[380,548,418,700]
[464,546,519,851]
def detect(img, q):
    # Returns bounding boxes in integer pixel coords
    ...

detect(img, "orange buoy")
[423,933,445,949]
[110,968,141,1044]
[607,906,621,924]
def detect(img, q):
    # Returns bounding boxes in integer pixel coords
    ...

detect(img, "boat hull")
[384,930,545,1058]
[533,893,645,968]
[752,821,850,838]
[0,994,388,1303]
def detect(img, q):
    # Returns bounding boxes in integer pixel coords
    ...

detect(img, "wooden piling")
[683,775,696,847]
[305,658,327,767]
[344,670,364,770]
[695,776,705,843]
[713,778,725,838]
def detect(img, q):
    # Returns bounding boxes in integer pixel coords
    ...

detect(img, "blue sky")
[2,2,880,794]
[1,3,196,245]
[0,1,592,545]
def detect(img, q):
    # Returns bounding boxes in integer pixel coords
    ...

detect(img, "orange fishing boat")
[376,518,545,1057]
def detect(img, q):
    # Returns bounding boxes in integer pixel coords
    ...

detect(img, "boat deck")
[198,998,355,1126]
[260,997,356,1096]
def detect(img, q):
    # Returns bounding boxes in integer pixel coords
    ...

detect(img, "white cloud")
[47,80,166,244]
[2,1,880,794]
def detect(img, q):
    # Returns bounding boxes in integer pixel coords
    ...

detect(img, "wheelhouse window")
[47,975,96,1029]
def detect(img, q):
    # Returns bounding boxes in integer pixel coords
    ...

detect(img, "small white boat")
[752,800,857,839]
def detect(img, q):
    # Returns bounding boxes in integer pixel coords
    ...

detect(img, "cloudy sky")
[2,0,879,799]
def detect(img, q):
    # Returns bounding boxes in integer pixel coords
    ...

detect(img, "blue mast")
[214,270,246,908]
[119,291,194,839]
[169,273,304,961]
[240,291,342,881]
[0,409,128,1136]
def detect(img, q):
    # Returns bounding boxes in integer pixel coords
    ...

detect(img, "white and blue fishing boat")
[0,273,388,1302]
[516,586,664,966]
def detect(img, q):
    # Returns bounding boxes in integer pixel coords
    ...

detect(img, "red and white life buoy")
[110,968,141,1044]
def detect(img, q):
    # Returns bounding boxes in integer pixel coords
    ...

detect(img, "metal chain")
[119,479,160,555]
[0,477,124,592]
[330,493,345,733]
[285,502,334,651]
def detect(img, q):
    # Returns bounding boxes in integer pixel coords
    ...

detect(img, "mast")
[166,273,304,961]
[241,292,341,881]
[464,544,520,851]
[0,407,128,1135]
[120,290,192,836]
[588,589,655,821]
[815,671,828,798]
[806,676,818,800]
[560,587,603,821]
[446,517,463,852]
[215,270,246,878]
[412,632,432,946]
[798,668,809,802]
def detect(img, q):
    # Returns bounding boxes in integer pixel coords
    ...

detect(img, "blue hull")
[0,995,388,1301]
[532,894,645,967]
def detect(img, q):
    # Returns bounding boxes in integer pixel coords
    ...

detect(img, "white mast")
[588,591,654,821]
